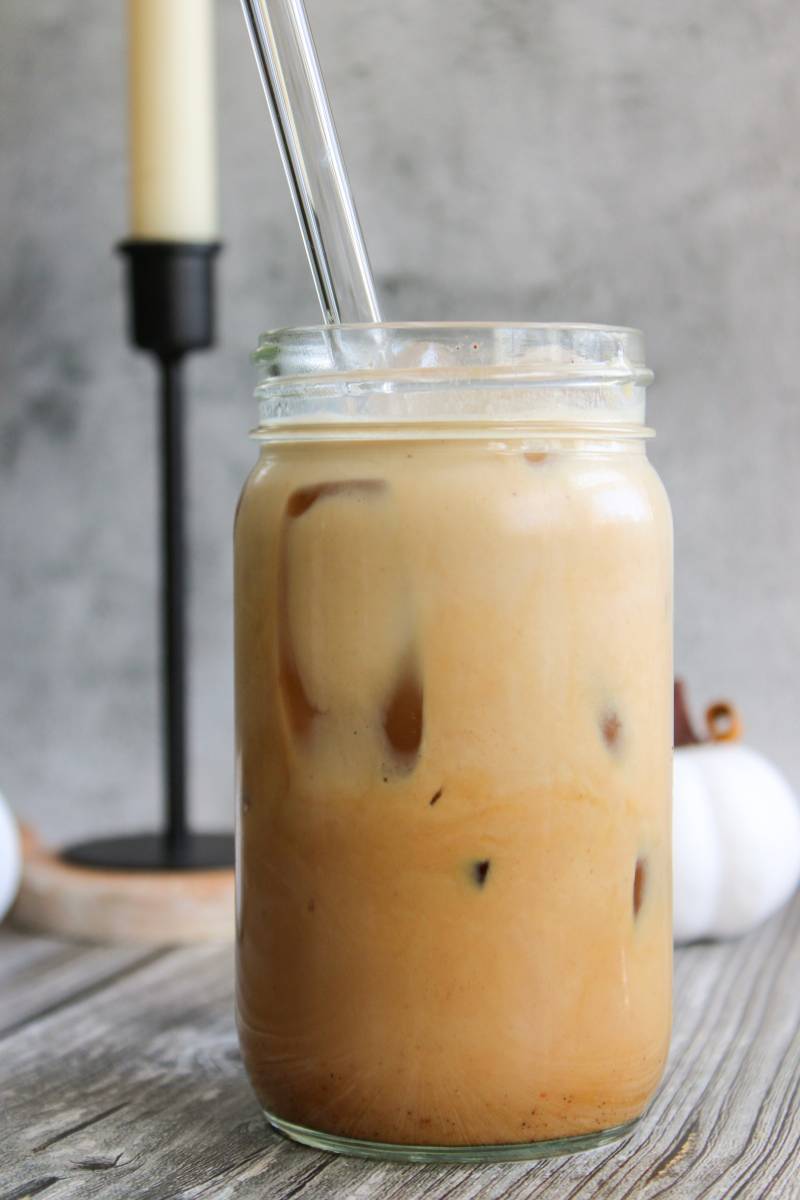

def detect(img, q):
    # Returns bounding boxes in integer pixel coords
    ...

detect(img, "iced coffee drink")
[235,325,672,1160]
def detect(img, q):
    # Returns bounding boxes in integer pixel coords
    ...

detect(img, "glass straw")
[239,0,382,325]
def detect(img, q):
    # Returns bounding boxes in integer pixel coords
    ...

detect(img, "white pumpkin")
[0,787,22,924]
[672,689,800,944]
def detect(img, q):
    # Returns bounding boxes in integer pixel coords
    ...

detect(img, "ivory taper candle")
[128,0,217,240]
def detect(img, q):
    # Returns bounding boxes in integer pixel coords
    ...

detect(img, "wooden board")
[1,894,799,1199]
[11,826,234,945]
[0,926,155,1037]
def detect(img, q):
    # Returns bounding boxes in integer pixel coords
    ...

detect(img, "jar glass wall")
[234,324,673,1162]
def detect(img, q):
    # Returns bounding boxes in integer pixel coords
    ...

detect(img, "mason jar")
[234,323,673,1162]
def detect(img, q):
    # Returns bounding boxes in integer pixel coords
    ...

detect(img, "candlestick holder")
[63,240,234,872]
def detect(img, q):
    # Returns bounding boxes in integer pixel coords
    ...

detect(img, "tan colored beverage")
[235,325,673,1161]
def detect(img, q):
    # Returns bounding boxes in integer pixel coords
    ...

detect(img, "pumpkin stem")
[705,701,743,743]
[674,680,744,746]
[674,679,701,747]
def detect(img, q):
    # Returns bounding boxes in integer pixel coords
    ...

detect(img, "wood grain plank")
[1,896,798,1200]
[1,945,274,1200]
[0,927,157,1036]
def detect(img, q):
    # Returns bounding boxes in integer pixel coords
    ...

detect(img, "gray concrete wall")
[1,0,798,842]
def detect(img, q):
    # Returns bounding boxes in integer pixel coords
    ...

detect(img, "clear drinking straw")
[239,0,382,325]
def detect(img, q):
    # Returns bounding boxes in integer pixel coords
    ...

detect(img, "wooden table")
[2,895,799,1200]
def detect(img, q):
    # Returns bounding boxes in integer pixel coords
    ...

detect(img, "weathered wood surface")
[0,927,154,1037]
[2,895,799,1200]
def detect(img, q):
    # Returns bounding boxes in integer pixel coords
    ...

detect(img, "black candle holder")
[63,241,234,871]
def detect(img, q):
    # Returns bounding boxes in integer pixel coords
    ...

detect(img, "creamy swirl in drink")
[235,418,672,1148]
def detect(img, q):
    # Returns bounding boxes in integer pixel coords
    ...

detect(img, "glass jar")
[234,324,673,1163]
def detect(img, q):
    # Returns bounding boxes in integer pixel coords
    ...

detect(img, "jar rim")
[258,319,645,336]
[252,322,653,430]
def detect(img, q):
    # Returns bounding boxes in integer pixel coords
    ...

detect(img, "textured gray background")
[1,0,798,843]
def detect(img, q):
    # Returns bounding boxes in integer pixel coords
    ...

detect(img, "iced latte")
[235,324,673,1160]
